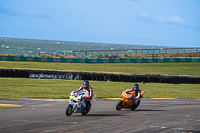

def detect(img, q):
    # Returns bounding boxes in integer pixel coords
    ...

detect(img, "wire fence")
[57,48,200,57]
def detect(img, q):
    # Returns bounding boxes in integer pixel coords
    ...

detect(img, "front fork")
[69,102,77,112]
[121,99,127,107]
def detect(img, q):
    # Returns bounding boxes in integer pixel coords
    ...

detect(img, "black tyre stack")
[0,68,200,84]
[0,69,30,78]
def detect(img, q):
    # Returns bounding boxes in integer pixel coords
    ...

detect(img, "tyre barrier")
[0,69,200,84]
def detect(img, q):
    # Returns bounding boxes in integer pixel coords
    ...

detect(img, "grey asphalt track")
[0,98,200,133]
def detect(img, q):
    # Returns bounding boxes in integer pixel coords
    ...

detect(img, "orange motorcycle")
[116,89,144,110]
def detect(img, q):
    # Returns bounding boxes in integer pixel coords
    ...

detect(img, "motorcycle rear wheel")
[81,101,91,115]
[66,105,74,116]
[131,100,140,110]
[116,100,123,110]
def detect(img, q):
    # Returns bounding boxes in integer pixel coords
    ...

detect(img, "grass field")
[1,61,200,99]
[0,78,200,99]
[0,61,200,75]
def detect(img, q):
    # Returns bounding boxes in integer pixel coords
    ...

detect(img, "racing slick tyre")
[81,101,91,115]
[66,105,74,116]
[116,100,123,111]
[131,100,140,110]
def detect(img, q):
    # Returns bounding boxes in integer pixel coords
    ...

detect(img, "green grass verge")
[0,61,200,75]
[1,78,200,99]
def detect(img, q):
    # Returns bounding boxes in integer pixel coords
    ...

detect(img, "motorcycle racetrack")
[0,98,200,133]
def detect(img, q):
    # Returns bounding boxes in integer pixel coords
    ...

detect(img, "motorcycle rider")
[126,83,141,105]
[76,80,93,101]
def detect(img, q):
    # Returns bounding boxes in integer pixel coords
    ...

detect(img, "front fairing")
[121,90,135,100]
[69,91,88,111]
[68,90,96,112]
[121,90,135,108]
[69,91,84,102]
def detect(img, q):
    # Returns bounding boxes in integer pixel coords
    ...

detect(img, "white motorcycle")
[66,90,96,116]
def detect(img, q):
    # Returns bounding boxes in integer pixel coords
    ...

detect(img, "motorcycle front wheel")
[66,104,74,116]
[116,100,123,111]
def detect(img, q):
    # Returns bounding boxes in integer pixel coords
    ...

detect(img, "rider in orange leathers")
[126,84,141,105]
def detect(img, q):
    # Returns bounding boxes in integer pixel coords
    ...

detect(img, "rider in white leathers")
[76,80,93,105]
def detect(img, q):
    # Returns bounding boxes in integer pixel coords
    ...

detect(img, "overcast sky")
[0,0,200,47]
